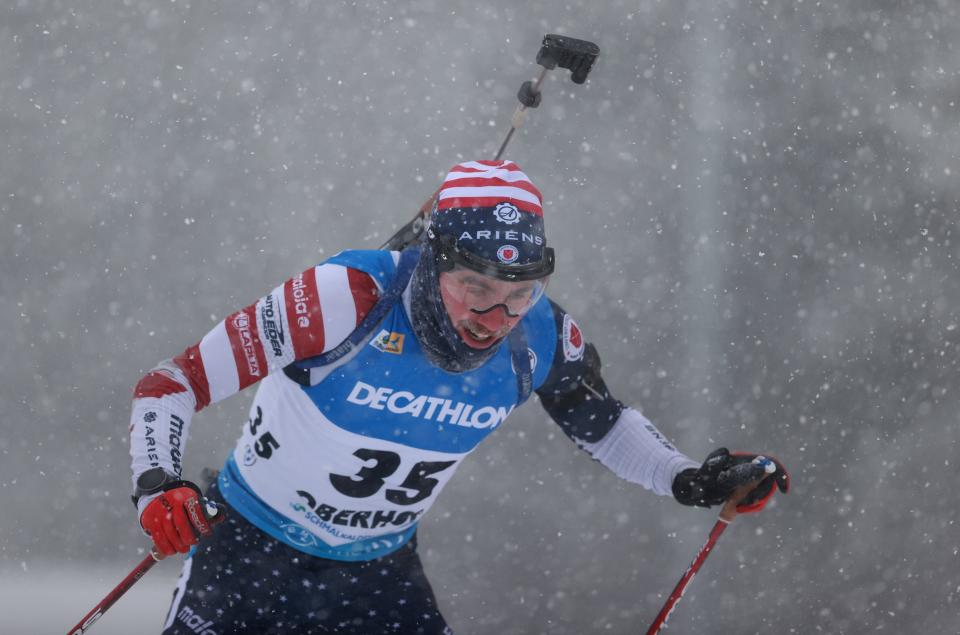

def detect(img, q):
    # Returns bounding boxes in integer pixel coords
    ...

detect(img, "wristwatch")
[131,467,179,506]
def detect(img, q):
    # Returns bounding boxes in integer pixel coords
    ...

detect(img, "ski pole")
[67,549,165,635]
[380,33,599,252]
[644,459,776,635]
[67,499,223,635]
[493,34,599,161]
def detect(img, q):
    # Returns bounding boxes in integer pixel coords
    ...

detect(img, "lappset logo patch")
[493,202,521,224]
[562,314,585,362]
[370,329,404,354]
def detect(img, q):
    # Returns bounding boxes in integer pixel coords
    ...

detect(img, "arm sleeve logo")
[562,314,585,362]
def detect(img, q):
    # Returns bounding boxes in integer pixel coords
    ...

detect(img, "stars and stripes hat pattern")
[430,160,548,267]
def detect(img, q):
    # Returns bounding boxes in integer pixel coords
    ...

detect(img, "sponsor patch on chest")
[346,381,513,430]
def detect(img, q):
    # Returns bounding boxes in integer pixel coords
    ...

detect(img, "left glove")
[672,448,790,513]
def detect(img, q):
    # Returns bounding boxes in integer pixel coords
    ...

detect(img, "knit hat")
[426,160,553,278]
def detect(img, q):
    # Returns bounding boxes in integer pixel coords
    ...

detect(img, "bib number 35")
[330,449,455,506]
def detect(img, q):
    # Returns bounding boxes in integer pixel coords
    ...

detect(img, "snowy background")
[3,1,960,633]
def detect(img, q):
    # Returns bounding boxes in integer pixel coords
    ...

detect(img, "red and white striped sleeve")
[129,262,380,485]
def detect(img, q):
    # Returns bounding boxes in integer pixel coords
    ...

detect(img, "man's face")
[438,269,539,349]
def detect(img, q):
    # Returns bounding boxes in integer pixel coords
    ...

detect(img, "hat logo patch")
[493,202,521,225]
[497,244,519,264]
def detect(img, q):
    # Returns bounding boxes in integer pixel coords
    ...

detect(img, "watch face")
[136,468,168,491]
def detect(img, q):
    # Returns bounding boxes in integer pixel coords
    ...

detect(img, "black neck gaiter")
[408,244,503,373]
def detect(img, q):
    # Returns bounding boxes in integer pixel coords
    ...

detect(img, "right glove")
[134,468,221,556]
[672,447,790,512]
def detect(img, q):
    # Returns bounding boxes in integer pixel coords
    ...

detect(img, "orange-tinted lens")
[439,267,547,317]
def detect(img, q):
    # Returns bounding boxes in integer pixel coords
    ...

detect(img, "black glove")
[672,448,790,513]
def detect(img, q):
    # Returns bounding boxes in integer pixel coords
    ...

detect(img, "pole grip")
[718,457,774,522]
